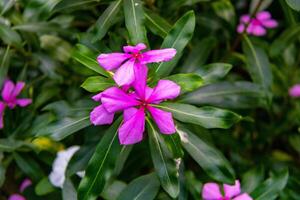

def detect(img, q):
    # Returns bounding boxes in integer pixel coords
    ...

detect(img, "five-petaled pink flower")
[289,84,300,98]
[97,43,176,86]
[90,64,180,145]
[202,180,252,200]
[0,80,32,129]
[237,11,278,36]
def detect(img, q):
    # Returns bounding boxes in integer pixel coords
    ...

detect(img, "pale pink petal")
[256,11,271,20]
[97,53,130,71]
[92,92,102,101]
[148,106,176,134]
[202,183,223,200]
[237,24,245,33]
[90,105,114,125]
[118,108,145,145]
[141,48,177,64]
[240,15,250,23]
[19,178,32,192]
[261,19,278,28]
[289,84,300,97]
[101,87,139,113]
[148,80,180,103]
[8,194,26,200]
[123,43,147,53]
[252,25,266,36]
[16,99,32,107]
[133,63,148,99]
[233,193,253,200]
[113,59,135,86]
[0,101,6,129]
[13,82,25,98]
[224,180,241,198]
[1,80,15,102]
[123,107,138,121]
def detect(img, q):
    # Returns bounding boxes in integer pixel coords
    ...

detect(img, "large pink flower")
[0,80,32,129]
[90,64,180,145]
[97,43,176,86]
[202,180,252,200]
[237,11,278,36]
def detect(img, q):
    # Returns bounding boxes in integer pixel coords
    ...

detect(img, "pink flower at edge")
[202,180,253,200]
[8,194,26,200]
[19,178,32,193]
[90,64,180,145]
[0,80,32,129]
[237,11,278,36]
[289,84,300,98]
[97,43,176,86]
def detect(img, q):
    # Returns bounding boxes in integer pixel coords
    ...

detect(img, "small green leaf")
[0,46,10,88]
[196,63,232,84]
[0,23,22,47]
[176,124,235,183]
[166,73,203,94]
[116,173,160,200]
[52,0,99,12]
[155,103,241,129]
[63,179,77,200]
[242,167,265,193]
[81,76,114,92]
[285,0,300,11]
[212,0,236,27]
[144,9,172,38]
[35,178,55,196]
[161,133,184,158]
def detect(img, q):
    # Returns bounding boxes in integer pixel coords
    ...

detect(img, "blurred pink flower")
[237,11,278,36]
[19,178,32,193]
[202,180,252,200]
[97,43,176,86]
[8,194,26,200]
[289,84,300,97]
[90,65,180,145]
[0,80,32,128]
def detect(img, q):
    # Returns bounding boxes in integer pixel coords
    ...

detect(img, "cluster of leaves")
[0,0,300,199]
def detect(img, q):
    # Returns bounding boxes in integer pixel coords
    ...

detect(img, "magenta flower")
[0,80,32,129]
[8,178,32,200]
[289,84,300,98]
[97,43,176,86]
[202,180,252,200]
[237,11,278,36]
[8,194,26,200]
[90,65,180,145]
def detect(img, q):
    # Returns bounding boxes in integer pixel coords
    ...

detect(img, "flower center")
[132,52,142,59]
[252,18,261,26]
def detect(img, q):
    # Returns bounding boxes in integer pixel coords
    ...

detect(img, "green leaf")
[176,124,235,183]
[52,0,99,12]
[123,0,147,44]
[180,81,267,109]
[35,178,55,196]
[0,46,10,88]
[242,35,272,93]
[155,103,241,129]
[147,119,179,198]
[161,133,184,158]
[81,76,114,92]
[196,63,232,84]
[91,0,122,42]
[0,139,32,152]
[144,9,172,38]
[116,173,160,200]
[212,0,236,27]
[166,73,203,94]
[13,22,70,35]
[242,166,265,193]
[72,44,110,77]
[285,0,300,11]
[155,11,195,77]
[0,0,15,15]
[251,169,289,200]
[101,180,127,200]
[63,179,77,200]
[0,23,21,47]
[78,118,123,200]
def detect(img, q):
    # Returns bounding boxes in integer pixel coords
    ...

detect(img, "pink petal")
[148,106,176,134]
[13,82,25,98]
[92,92,103,101]
[1,80,15,102]
[97,53,130,71]
[0,101,6,129]
[133,63,148,99]
[19,178,32,192]
[237,24,245,33]
[224,180,241,198]
[113,59,135,86]
[123,107,138,121]
[8,194,26,200]
[256,11,271,20]
[261,19,278,28]
[90,105,114,125]
[123,43,147,53]
[118,107,145,145]
[251,25,266,36]
[202,183,223,200]
[141,48,177,64]
[148,80,180,103]
[16,98,32,107]
[101,87,139,113]
[240,14,250,23]
[289,84,300,97]
[233,193,253,200]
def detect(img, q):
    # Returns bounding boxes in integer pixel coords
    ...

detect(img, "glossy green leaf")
[13,22,70,35]
[144,9,172,38]
[0,164,5,187]
[116,173,160,200]
[176,124,235,183]
[161,133,184,158]
[81,76,114,92]
[147,119,179,198]
[196,63,232,84]
[0,23,21,46]
[63,179,77,200]
[285,0,300,11]
[166,73,203,94]
[0,139,32,152]
[155,103,241,129]
[242,166,265,193]
[0,0,15,15]
[52,0,99,12]
[155,11,195,77]
[78,118,122,200]
[180,81,267,109]
[212,0,236,27]
[123,0,147,44]
[101,180,127,200]
[35,178,55,196]
[251,169,289,200]
[0,46,10,88]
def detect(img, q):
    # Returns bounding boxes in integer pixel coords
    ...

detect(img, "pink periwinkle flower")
[8,194,26,200]
[237,11,278,36]
[8,178,32,200]
[90,64,180,145]
[202,180,252,200]
[289,84,300,98]
[0,80,32,129]
[97,43,176,86]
